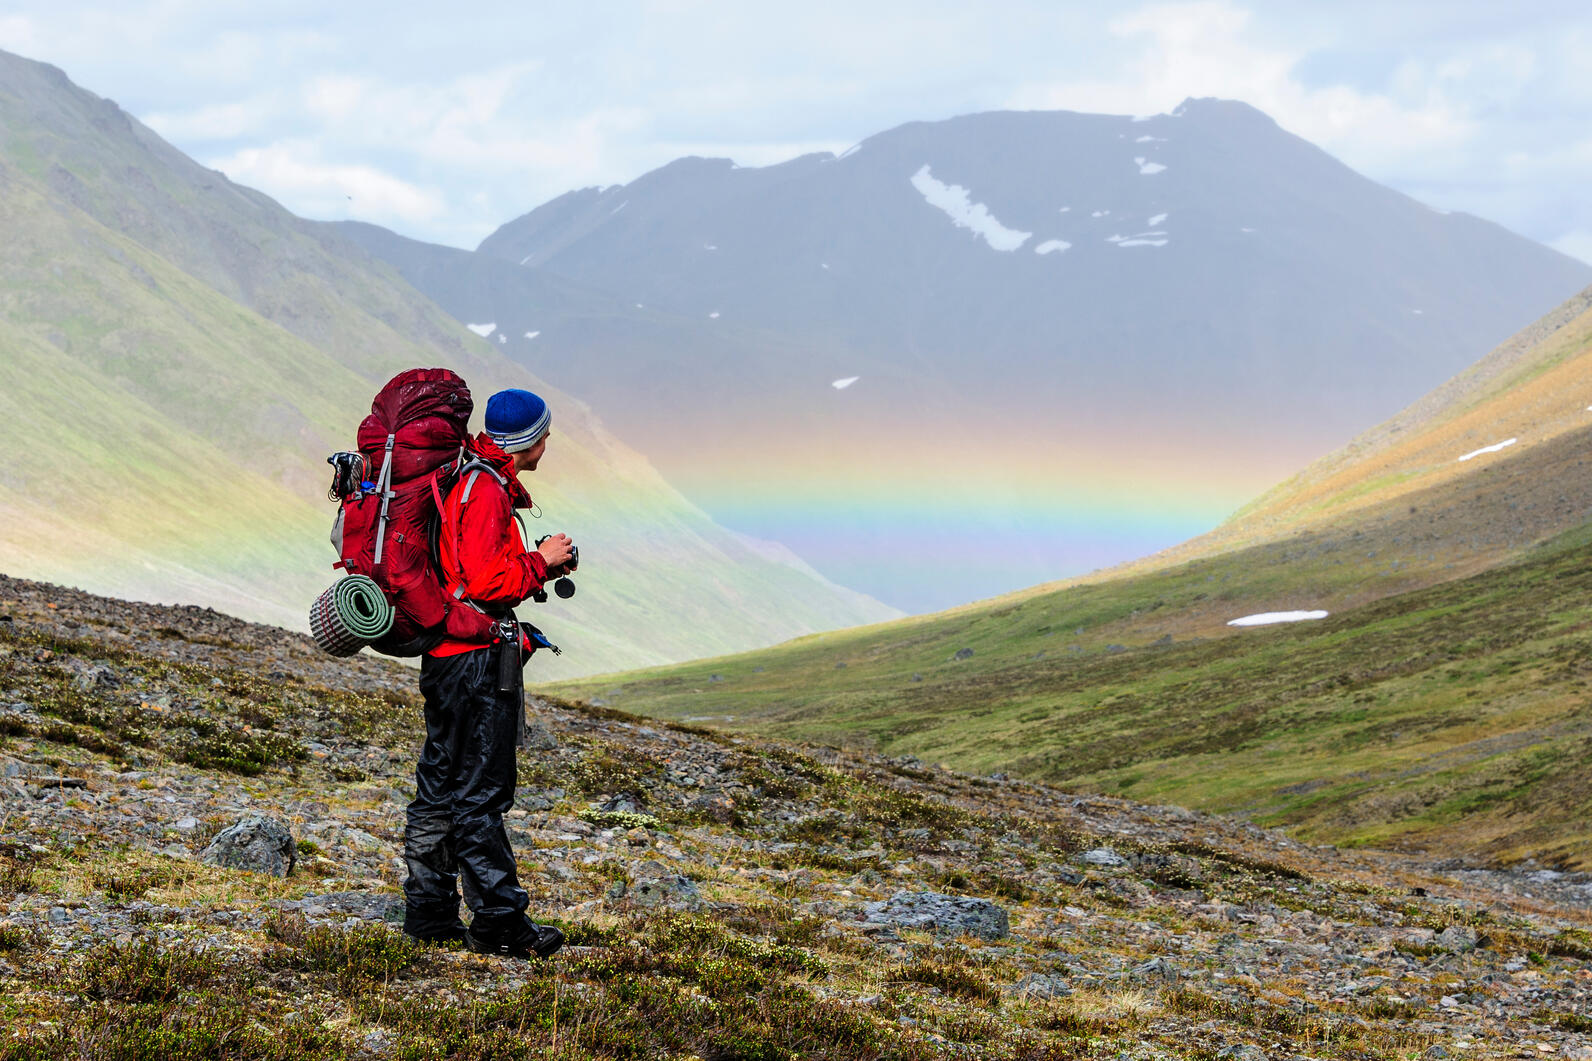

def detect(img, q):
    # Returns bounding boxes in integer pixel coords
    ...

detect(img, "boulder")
[628,873,704,911]
[1435,924,1478,953]
[1133,955,1180,985]
[861,891,1009,940]
[522,720,559,751]
[200,815,296,877]
[599,793,646,815]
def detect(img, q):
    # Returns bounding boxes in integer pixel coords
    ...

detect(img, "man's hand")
[537,532,574,571]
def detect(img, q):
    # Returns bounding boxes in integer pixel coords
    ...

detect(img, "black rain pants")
[402,646,527,936]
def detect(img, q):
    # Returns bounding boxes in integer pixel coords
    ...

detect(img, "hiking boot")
[403,922,467,946]
[465,914,564,959]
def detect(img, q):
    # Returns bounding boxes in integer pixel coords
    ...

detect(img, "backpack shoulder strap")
[456,459,507,503]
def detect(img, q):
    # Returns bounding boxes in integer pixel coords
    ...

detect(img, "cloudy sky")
[3,1,1589,261]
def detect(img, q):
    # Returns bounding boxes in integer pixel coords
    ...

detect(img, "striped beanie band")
[484,388,551,453]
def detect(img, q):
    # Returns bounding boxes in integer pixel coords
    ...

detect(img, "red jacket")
[429,434,550,657]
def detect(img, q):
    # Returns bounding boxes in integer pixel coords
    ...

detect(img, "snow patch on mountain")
[910,165,1032,252]
[1035,240,1072,255]
[524,331,540,340]
[466,322,495,337]
[1148,213,1168,226]
[832,377,859,390]
[1229,611,1329,627]
[1135,157,1167,176]
[1457,439,1517,462]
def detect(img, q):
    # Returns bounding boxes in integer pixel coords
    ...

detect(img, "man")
[401,387,575,959]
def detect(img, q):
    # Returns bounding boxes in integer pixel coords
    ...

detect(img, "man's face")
[512,432,549,474]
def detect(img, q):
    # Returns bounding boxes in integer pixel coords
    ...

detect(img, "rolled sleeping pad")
[309,575,395,657]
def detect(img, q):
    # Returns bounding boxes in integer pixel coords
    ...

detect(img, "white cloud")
[207,141,444,223]
[0,15,39,53]
[1008,1,1475,173]
[145,97,279,140]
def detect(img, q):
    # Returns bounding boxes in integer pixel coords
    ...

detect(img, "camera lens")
[553,578,576,599]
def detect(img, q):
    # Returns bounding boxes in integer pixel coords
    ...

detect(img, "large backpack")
[327,368,496,656]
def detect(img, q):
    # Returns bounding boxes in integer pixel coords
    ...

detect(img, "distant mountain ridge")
[0,48,897,677]
[345,99,1592,611]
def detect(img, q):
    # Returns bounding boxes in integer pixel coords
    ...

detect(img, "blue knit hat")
[484,388,551,453]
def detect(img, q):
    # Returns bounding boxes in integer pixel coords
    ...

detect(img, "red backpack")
[328,368,496,656]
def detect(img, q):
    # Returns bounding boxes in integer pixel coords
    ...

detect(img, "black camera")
[532,536,578,602]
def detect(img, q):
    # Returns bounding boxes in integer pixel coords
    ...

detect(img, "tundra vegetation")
[3,576,1592,1059]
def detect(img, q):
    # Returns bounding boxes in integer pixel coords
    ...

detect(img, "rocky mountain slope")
[0,48,896,679]
[6,575,1592,1059]
[344,99,1592,611]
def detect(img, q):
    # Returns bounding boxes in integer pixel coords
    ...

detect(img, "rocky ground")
[3,573,1592,1059]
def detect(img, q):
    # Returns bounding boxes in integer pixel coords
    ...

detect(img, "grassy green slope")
[546,288,1592,864]
[550,518,1592,867]
[0,50,894,677]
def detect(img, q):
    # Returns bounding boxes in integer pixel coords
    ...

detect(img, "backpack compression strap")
[370,433,397,569]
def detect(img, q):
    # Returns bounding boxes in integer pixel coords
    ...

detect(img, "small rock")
[200,815,296,877]
[1215,1045,1266,1061]
[341,827,384,853]
[1082,848,1127,868]
[1007,972,1070,999]
[172,816,201,832]
[951,647,974,661]
[75,665,121,691]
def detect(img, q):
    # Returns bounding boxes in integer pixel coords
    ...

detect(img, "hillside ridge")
[0,46,897,677]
